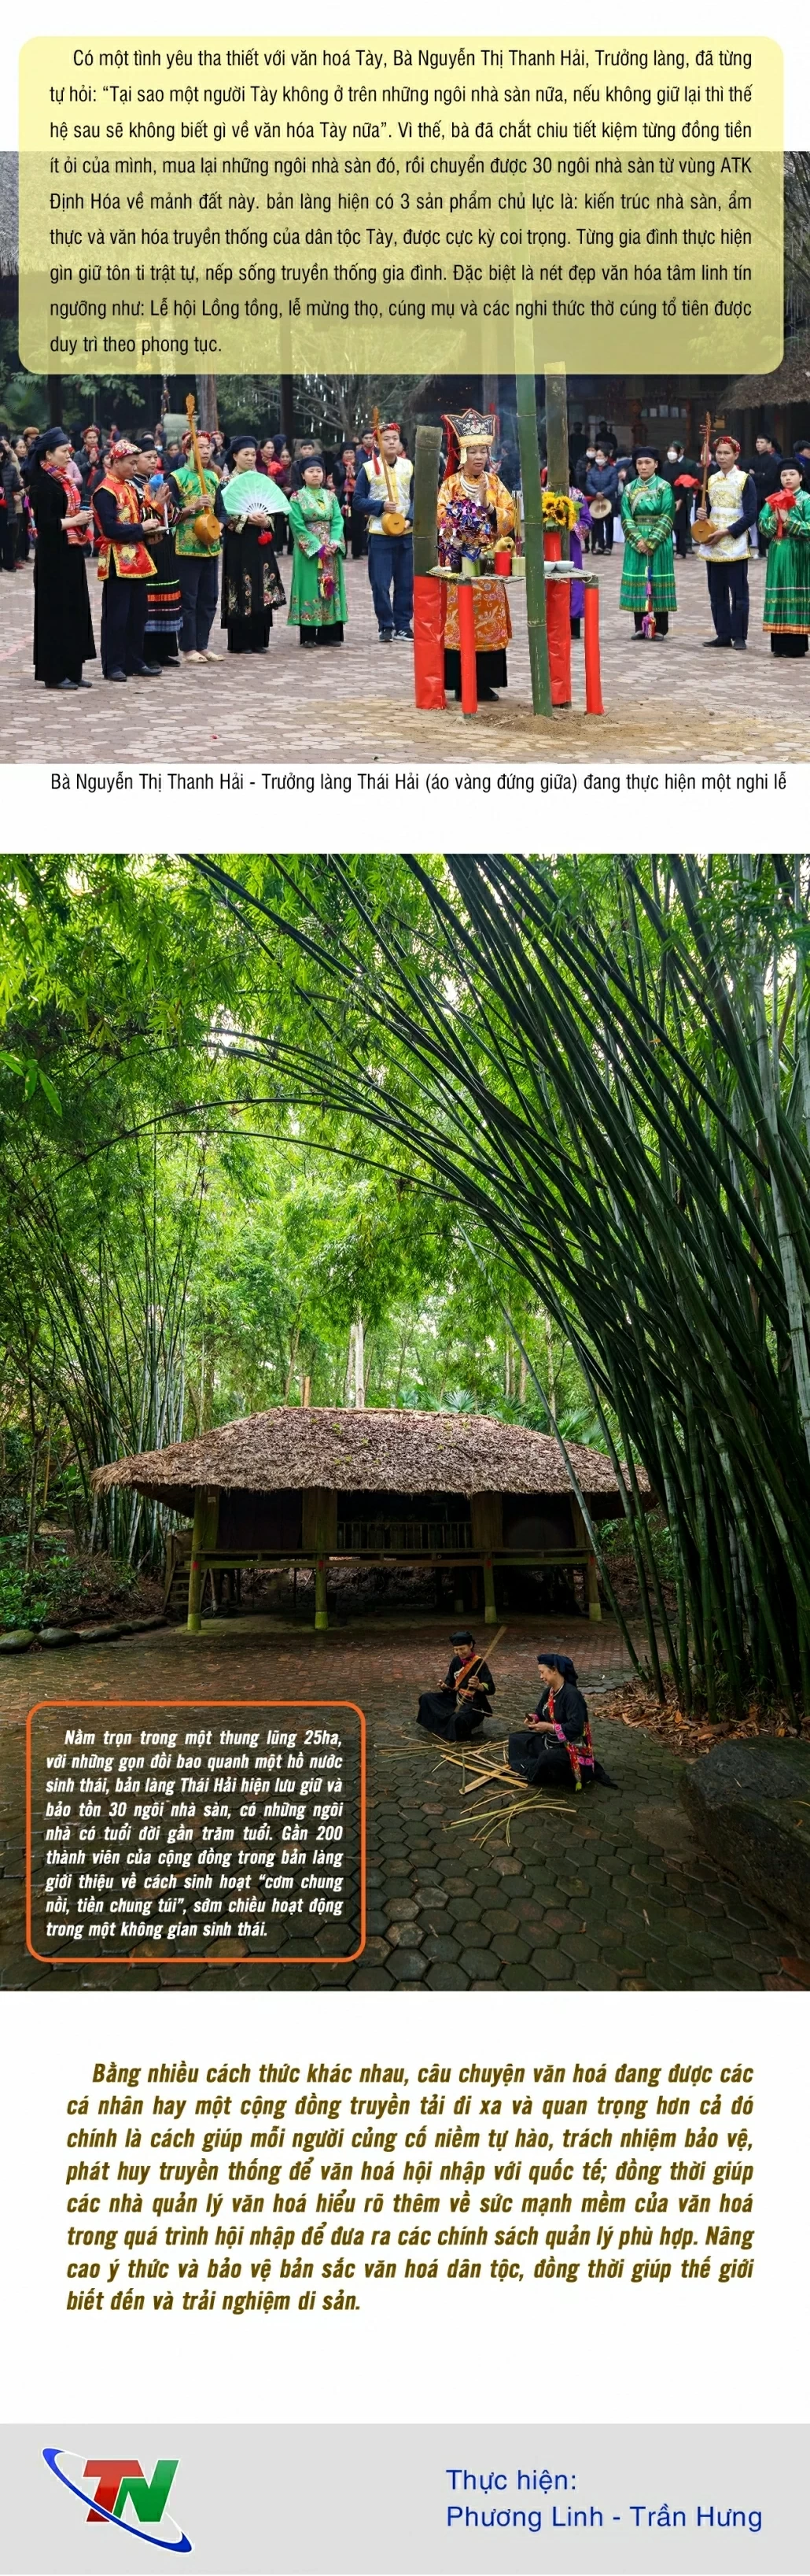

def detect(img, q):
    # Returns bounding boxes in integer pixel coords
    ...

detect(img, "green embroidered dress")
[287,489,347,633]
[760,490,810,632]
[620,474,677,613]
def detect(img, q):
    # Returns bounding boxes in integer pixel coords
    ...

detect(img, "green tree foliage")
[185,851,810,1719]
[0,855,580,1607]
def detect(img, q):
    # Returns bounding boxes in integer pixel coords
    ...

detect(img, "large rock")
[0,1629,35,1653]
[37,1626,75,1648]
[680,1739,810,1936]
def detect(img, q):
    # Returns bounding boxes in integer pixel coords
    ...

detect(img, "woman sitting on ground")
[417,1629,495,1741]
[509,1652,595,1788]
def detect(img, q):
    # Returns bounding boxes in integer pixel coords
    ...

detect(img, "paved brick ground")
[2,1609,805,1992]
[2,544,805,764]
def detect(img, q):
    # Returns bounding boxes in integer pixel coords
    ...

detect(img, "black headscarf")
[226,431,260,468]
[451,1629,475,1646]
[30,425,72,465]
[631,445,660,470]
[537,1651,578,1685]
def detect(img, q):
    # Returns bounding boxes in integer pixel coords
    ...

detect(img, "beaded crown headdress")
[443,408,496,473]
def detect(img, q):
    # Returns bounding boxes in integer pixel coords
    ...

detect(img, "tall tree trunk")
[196,373,219,433]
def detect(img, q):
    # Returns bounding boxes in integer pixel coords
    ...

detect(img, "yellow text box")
[20,36,783,375]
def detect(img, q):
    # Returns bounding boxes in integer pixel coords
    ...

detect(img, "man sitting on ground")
[417,1629,495,1741]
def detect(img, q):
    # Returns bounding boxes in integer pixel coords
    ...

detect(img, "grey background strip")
[0,2423,802,2574]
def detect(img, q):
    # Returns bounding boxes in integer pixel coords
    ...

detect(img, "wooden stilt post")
[187,1488,205,1633]
[483,1553,497,1625]
[514,324,553,717]
[572,1499,602,1621]
[315,1556,328,1631]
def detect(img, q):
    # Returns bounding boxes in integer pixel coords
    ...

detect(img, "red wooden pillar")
[584,585,605,715]
[414,574,446,708]
[458,574,478,716]
[543,527,573,707]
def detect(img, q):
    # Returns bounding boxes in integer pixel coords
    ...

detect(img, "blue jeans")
[178,553,221,652]
[367,533,414,632]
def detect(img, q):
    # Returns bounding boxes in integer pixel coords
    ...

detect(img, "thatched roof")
[722,327,810,411]
[92,1406,647,1517]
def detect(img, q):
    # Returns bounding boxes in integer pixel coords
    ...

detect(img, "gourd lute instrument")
[184,392,220,547]
[691,411,716,543]
[453,1625,507,1706]
[371,403,408,537]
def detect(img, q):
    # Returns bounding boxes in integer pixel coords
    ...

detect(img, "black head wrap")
[451,1629,475,1646]
[226,430,260,466]
[537,1650,578,1685]
[30,425,71,463]
[631,444,660,468]
[272,434,288,456]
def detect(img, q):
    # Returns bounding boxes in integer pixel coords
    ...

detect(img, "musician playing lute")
[417,1629,496,1742]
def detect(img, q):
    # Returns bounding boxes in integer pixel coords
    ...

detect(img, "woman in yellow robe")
[437,416,517,698]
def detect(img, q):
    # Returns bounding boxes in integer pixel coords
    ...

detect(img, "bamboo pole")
[514,327,553,716]
[545,360,571,558]
[187,1487,205,1633]
[413,424,443,575]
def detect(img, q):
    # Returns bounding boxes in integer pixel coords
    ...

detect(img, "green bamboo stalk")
[514,350,553,716]
[544,361,571,558]
[413,425,443,578]
[193,851,810,1705]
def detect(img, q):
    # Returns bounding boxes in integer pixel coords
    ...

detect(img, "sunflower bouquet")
[542,490,580,530]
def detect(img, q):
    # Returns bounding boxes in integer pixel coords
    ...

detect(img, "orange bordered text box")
[26,1699,367,1958]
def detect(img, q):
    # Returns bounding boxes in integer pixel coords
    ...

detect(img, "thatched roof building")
[722,329,810,411]
[93,1405,639,1512]
[721,328,810,445]
[94,1407,646,1630]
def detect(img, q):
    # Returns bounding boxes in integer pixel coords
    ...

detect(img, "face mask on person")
[667,447,679,459]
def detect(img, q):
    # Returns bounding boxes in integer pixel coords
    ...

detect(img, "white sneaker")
[183,649,202,663]
[201,648,218,661]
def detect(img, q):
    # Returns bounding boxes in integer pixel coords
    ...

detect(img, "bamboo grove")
[185,852,810,1723]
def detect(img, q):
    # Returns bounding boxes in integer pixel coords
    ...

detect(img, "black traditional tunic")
[509,1679,591,1787]
[30,467,96,687]
[217,499,286,652]
[417,1650,495,1741]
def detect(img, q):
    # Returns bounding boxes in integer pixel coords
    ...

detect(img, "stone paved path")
[2,1610,806,1992]
[2,544,804,764]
